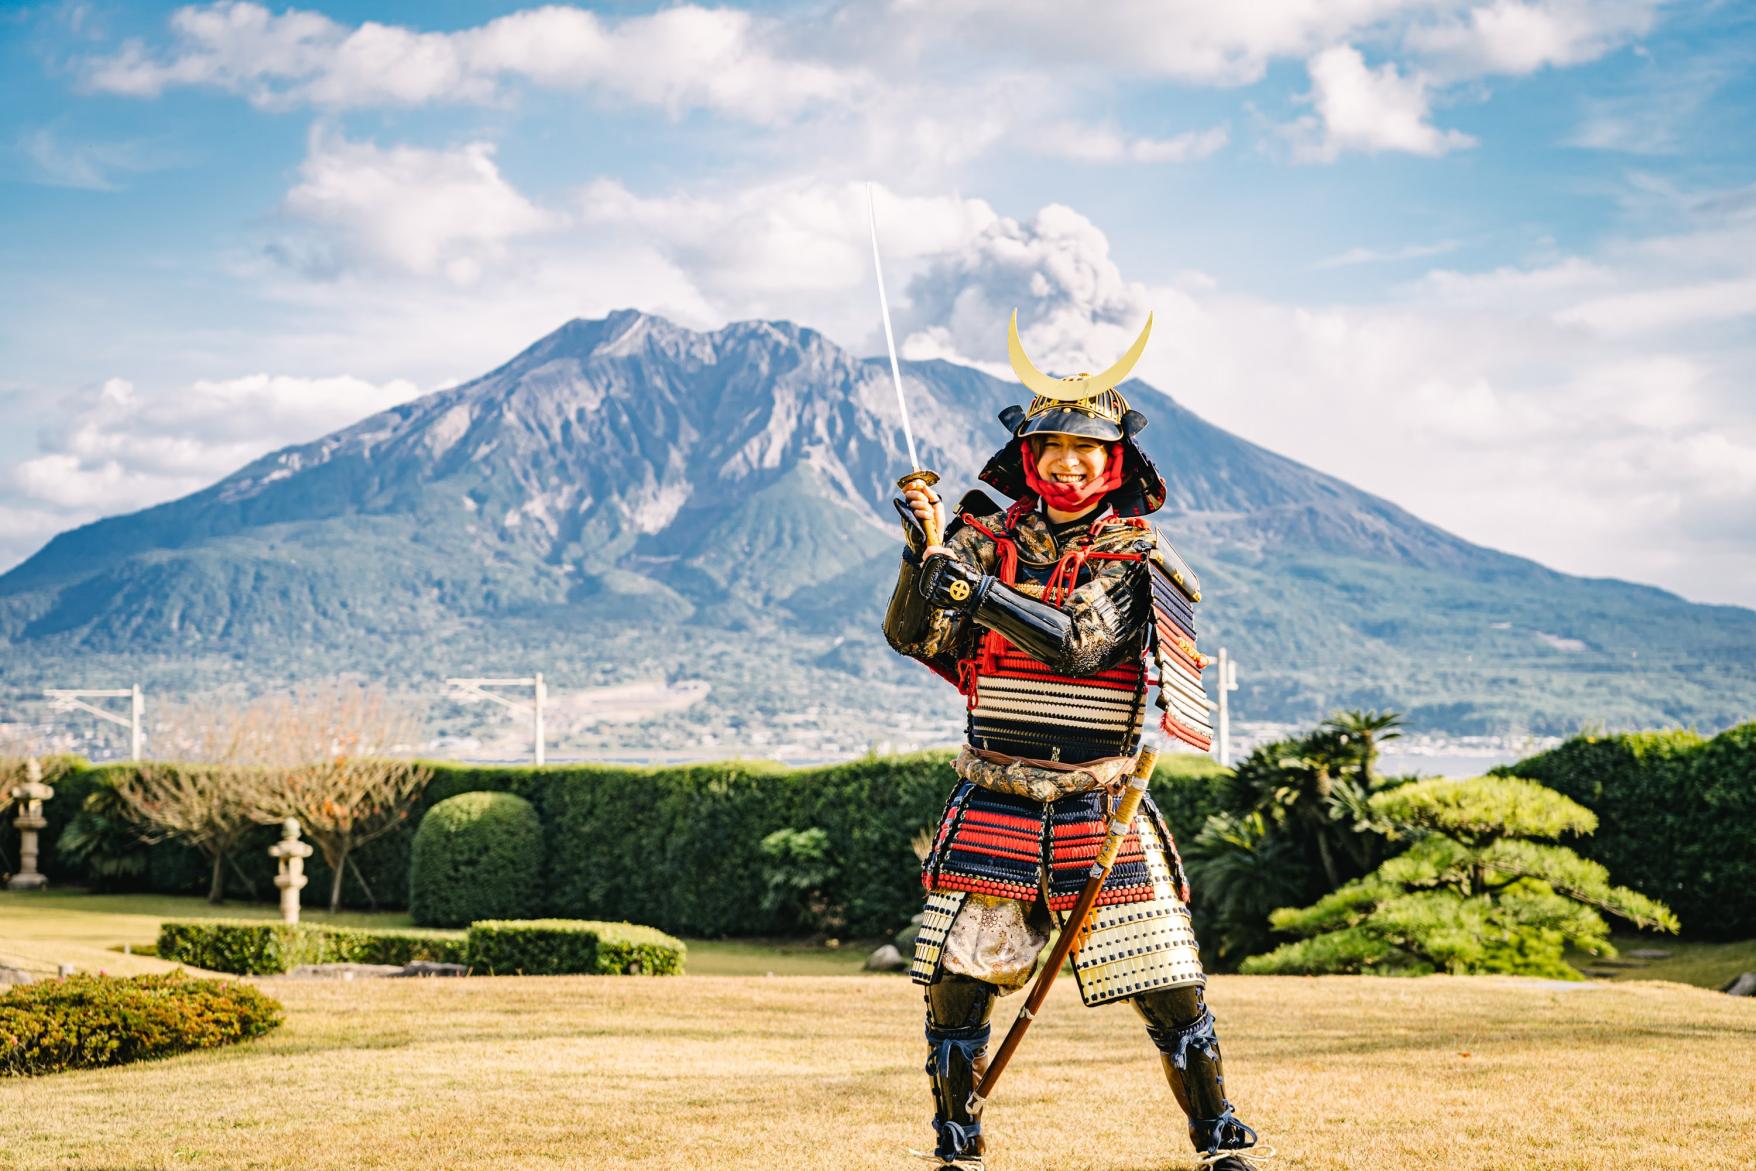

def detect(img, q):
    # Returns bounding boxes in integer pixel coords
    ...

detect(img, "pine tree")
[1241,775,1678,979]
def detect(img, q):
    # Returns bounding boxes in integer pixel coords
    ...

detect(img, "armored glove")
[893,497,929,564]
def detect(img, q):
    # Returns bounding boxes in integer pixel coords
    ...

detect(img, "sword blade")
[866,183,921,472]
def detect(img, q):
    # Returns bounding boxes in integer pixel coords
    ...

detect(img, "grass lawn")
[0,890,874,979]
[1580,934,1756,991]
[1,969,1752,1170]
[5,891,1756,1168]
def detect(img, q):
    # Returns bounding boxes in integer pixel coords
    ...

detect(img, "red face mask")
[1022,440,1125,511]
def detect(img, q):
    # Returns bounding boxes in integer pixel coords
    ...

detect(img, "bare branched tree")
[109,702,279,903]
[110,759,259,903]
[109,687,430,909]
[240,685,432,913]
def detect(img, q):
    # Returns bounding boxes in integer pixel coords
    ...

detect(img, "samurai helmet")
[1005,309,1152,444]
[978,309,1168,516]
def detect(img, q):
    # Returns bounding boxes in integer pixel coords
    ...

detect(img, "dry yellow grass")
[2,971,1752,1170]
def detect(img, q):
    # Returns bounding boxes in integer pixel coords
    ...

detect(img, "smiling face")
[1029,433,1110,490]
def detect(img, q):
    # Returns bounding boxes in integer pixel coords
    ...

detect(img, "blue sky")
[3,0,1755,605]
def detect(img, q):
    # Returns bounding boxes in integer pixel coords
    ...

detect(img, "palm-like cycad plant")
[1184,711,1410,968]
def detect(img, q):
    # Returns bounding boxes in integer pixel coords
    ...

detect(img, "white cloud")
[1408,0,1659,77]
[86,2,340,99]
[882,1,1655,87]
[1555,276,1756,335]
[16,128,175,190]
[6,373,422,542]
[888,0,1434,87]
[83,1,854,122]
[218,174,982,393]
[467,4,850,122]
[575,179,999,332]
[78,0,1666,179]
[275,130,560,283]
[853,188,1756,608]
[1288,45,1476,162]
[1031,122,1230,165]
[1314,239,1463,269]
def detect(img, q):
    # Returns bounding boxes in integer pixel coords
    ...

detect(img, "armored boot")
[1136,986,1264,1169]
[919,974,995,1169]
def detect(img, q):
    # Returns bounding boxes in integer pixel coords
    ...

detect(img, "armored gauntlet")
[917,555,1075,664]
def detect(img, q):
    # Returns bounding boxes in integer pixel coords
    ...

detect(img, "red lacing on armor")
[952,511,1151,697]
[958,515,1018,581]
[953,513,1018,709]
[1044,547,1146,606]
[954,659,979,707]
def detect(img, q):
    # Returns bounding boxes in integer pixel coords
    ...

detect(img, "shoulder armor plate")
[944,489,1005,541]
[955,488,1001,518]
[1090,516,1152,554]
[1147,527,1201,603]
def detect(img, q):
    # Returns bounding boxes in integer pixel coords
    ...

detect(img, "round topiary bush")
[408,791,545,927]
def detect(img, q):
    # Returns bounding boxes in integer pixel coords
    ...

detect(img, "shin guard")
[923,975,994,1165]
[1136,987,1259,1157]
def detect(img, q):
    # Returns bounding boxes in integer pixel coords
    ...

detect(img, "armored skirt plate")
[911,811,1204,1007]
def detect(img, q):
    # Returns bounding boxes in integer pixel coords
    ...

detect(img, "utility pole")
[1215,648,1239,768]
[445,674,546,765]
[44,683,144,760]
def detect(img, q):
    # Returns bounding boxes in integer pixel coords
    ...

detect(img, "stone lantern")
[268,818,313,924]
[7,758,54,891]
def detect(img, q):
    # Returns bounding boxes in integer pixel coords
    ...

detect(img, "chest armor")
[957,515,1149,763]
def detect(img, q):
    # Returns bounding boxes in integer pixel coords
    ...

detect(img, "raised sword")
[866,183,944,549]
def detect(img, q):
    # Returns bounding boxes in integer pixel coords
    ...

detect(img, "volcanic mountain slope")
[2,309,1752,747]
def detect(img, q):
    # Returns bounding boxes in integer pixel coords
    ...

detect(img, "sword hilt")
[897,469,944,549]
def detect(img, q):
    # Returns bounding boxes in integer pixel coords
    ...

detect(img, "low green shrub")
[0,972,282,1077]
[157,920,466,975]
[408,791,545,928]
[315,926,469,967]
[157,920,328,976]
[467,919,685,976]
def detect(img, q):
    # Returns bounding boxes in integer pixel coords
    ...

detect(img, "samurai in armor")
[883,312,1263,1170]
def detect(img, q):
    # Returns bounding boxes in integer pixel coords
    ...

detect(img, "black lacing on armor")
[1145,1006,1220,1072]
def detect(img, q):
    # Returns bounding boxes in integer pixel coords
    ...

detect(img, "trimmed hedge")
[467,919,686,976]
[157,920,467,975]
[20,751,1231,936]
[409,791,544,927]
[0,972,282,1077]
[321,926,471,967]
[1499,722,1756,938]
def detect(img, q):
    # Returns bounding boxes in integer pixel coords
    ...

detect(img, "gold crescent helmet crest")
[1007,310,1152,429]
